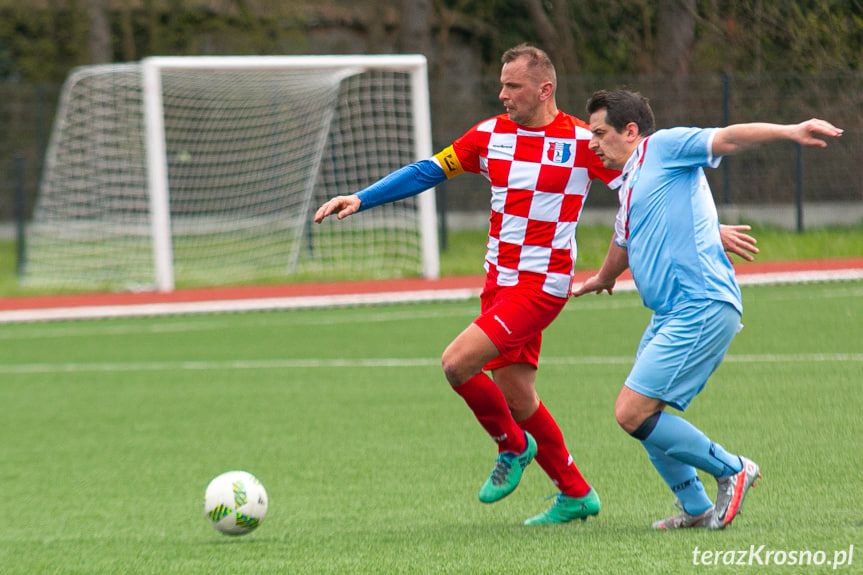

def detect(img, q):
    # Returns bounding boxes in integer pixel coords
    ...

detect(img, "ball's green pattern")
[207,504,231,523]
[232,481,248,507]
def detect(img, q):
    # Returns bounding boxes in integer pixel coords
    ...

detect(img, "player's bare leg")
[492,362,539,421]
[441,323,497,387]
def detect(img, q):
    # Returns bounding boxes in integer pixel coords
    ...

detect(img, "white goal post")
[25,55,440,292]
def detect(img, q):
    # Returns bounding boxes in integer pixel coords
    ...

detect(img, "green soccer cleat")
[478,431,537,504]
[523,487,601,525]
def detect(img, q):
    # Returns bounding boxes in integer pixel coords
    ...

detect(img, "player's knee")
[441,340,486,386]
[615,409,635,434]
[441,353,467,387]
[615,391,659,436]
[504,393,539,421]
[615,400,641,434]
[625,412,662,440]
[441,361,460,386]
[614,397,635,432]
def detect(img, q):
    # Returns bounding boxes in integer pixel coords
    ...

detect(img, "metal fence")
[435,71,863,226]
[1,72,861,232]
[0,84,58,226]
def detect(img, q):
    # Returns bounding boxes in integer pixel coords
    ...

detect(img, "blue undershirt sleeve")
[356,159,447,212]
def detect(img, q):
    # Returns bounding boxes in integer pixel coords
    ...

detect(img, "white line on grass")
[0,358,441,374]
[541,354,863,365]
[0,306,482,340]
[0,353,860,374]
[723,353,863,363]
[0,297,647,341]
[0,288,482,324]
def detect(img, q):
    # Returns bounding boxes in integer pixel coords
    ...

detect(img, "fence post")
[796,143,804,233]
[437,182,447,252]
[14,155,26,277]
[721,72,731,205]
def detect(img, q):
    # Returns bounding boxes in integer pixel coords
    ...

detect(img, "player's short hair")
[502,44,557,90]
[586,90,656,136]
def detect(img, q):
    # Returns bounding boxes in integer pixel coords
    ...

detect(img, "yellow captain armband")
[433,145,464,179]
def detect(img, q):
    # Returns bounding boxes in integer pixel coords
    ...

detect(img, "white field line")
[734,269,863,285]
[0,297,645,341]
[0,268,861,324]
[0,288,482,324]
[0,353,860,375]
[0,307,483,340]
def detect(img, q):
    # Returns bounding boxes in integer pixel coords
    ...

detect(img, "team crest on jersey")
[547,142,572,164]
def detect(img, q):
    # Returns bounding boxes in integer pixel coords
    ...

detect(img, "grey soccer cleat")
[651,501,713,529]
[710,456,761,529]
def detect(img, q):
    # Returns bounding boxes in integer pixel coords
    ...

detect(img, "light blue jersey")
[613,127,742,315]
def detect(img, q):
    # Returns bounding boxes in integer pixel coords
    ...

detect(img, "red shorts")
[473,280,568,371]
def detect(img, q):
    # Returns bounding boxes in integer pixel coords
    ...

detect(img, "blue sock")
[644,412,742,477]
[642,442,713,515]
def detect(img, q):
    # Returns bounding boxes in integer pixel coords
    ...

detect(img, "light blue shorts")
[624,300,742,411]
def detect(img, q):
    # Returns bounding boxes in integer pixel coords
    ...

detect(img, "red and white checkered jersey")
[434,111,621,298]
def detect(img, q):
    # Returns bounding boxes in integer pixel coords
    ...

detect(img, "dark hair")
[501,43,556,90]
[586,90,655,136]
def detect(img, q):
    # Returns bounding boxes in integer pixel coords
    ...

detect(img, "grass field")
[1,280,861,574]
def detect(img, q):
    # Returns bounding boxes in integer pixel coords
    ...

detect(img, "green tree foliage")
[0,3,88,82]
[0,1,861,82]
[694,0,863,74]
[440,0,863,75]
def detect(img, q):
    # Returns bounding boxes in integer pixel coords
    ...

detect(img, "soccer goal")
[24,55,439,292]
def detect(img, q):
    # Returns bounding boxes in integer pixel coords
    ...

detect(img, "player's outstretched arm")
[314,194,361,223]
[313,158,449,225]
[720,224,759,262]
[712,119,843,157]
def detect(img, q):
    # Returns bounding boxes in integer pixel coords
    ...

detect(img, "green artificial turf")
[1,280,860,574]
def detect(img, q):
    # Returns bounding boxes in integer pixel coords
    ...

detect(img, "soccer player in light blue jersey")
[574,89,843,529]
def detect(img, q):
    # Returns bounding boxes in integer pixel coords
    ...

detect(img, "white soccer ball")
[204,470,268,536]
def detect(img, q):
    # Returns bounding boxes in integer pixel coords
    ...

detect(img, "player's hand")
[720,224,759,262]
[793,119,843,148]
[313,195,361,223]
[571,275,616,297]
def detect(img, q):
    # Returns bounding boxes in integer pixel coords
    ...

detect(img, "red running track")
[1,257,861,312]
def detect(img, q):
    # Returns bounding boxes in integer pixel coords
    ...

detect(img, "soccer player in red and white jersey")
[315,44,756,525]
[317,44,611,524]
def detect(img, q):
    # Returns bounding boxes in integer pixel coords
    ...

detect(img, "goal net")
[23,55,439,292]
